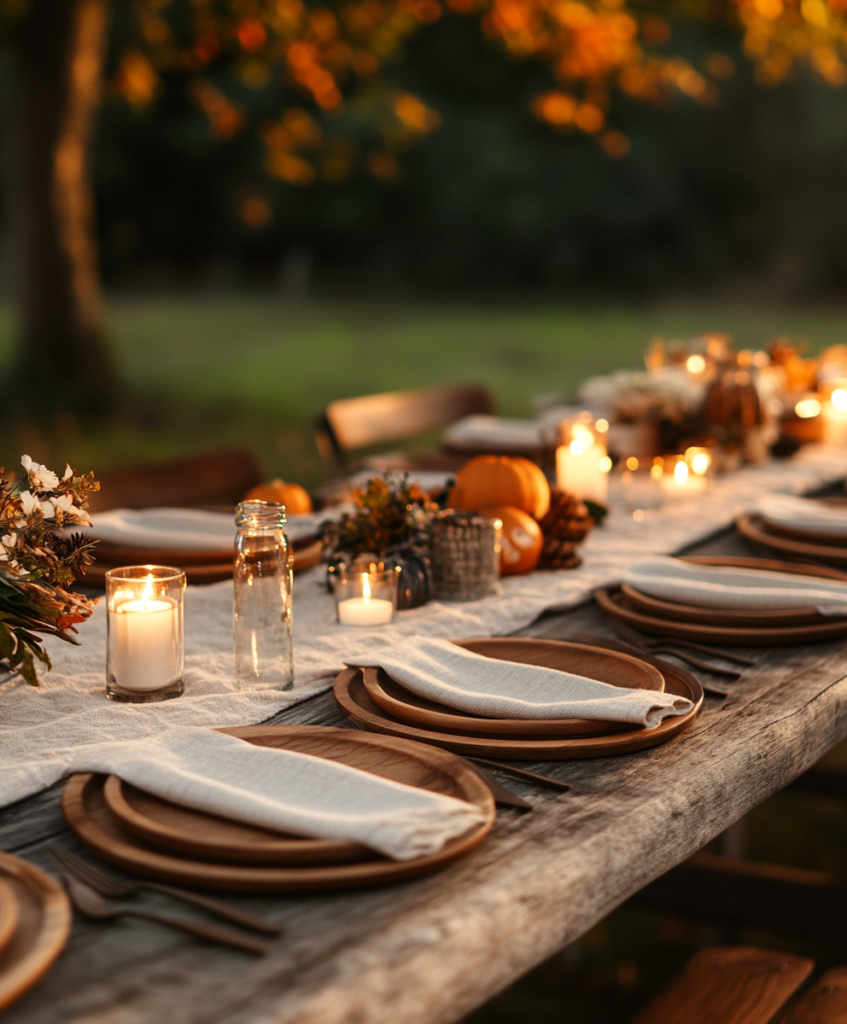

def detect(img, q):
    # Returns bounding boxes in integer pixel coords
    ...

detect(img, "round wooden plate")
[61,725,495,893]
[737,514,847,566]
[0,852,72,1014]
[618,582,829,628]
[758,498,847,546]
[360,638,664,738]
[334,662,703,760]
[82,538,322,586]
[102,775,375,866]
[596,584,847,646]
[0,881,19,960]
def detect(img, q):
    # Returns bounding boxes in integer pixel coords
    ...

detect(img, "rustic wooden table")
[4,526,847,1024]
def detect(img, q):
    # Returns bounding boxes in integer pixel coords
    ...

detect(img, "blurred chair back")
[88,448,262,512]
[315,384,494,468]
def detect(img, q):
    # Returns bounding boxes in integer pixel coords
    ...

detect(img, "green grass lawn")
[3,290,847,487]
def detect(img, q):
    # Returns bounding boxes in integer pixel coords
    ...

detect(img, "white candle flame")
[362,574,371,602]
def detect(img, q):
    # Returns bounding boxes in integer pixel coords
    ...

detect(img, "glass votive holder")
[106,566,186,703]
[621,456,663,519]
[429,510,501,602]
[661,448,714,496]
[335,567,400,626]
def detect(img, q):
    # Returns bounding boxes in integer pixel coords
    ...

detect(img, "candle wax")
[556,443,609,504]
[113,598,178,691]
[338,597,394,626]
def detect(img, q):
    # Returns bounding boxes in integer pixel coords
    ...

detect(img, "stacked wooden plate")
[0,852,72,1013]
[334,637,703,759]
[82,535,323,586]
[62,725,495,893]
[737,504,847,568]
[596,555,847,646]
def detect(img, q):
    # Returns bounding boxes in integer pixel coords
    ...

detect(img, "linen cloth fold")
[59,727,486,861]
[86,505,348,551]
[623,556,847,615]
[347,636,692,728]
[757,494,847,538]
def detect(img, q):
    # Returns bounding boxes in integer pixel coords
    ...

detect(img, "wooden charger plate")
[618,582,828,628]
[737,514,847,567]
[0,880,19,961]
[82,537,323,586]
[597,554,847,645]
[334,661,703,760]
[755,497,847,546]
[61,725,494,893]
[102,774,375,866]
[0,852,72,1014]
[361,638,664,738]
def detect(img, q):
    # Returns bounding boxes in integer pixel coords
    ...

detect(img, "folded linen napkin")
[443,416,543,451]
[86,505,350,551]
[347,636,692,728]
[757,494,847,538]
[63,727,485,860]
[623,556,847,616]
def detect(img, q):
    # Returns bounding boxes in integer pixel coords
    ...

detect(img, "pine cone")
[538,536,583,570]
[537,487,594,570]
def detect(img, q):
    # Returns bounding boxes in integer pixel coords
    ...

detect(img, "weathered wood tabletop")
[4,527,847,1024]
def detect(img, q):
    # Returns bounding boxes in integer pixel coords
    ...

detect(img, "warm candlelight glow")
[626,456,639,471]
[686,354,706,375]
[336,569,397,626]
[795,397,822,419]
[674,461,689,485]
[686,448,711,476]
[362,573,371,601]
[832,389,847,411]
[595,418,609,433]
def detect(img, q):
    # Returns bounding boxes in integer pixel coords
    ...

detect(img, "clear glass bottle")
[233,500,294,690]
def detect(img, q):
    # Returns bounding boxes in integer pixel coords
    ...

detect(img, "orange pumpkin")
[244,479,313,515]
[450,455,550,520]
[480,505,543,575]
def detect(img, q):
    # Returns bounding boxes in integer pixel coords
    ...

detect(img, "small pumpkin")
[450,455,550,520]
[480,505,543,576]
[245,478,313,515]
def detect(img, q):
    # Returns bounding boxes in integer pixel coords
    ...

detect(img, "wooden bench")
[314,383,493,469]
[632,946,847,1024]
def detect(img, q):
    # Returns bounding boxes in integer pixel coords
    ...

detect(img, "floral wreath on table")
[0,456,100,686]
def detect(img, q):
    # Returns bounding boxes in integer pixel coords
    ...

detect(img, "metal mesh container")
[429,510,501,602]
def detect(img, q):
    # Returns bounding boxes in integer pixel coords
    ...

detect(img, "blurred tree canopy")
[4,0,847,414]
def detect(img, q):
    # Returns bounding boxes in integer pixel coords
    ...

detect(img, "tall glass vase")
[233,500,294,690]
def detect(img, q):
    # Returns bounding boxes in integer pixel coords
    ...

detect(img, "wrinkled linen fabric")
[347,636,691,728]
[87,504,353,552]
[18,727,485,860]
[758,494,847,538]
[2,444,846,810]
[623,556,847,614]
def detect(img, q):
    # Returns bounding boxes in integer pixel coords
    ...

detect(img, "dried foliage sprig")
[321,473,437,561]
[0,456,100,686]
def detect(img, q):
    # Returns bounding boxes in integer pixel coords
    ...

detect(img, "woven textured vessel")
[429,511,500,601]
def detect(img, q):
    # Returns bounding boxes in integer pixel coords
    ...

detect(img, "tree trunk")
[8,0,115,416]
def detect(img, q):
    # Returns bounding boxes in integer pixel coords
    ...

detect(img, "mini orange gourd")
[244,479,313,515]
[450,455,550,520]
[480,505,543,575]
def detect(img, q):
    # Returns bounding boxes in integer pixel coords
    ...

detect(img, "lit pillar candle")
[824,388,847,445]
[556,423,611,504]
[106,566,185,702]
[114,594,179,690]
[337,574,394,626]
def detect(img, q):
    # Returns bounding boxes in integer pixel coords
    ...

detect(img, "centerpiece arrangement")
[0,457,99,685]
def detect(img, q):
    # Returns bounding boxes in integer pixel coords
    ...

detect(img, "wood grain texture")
[780,967,847,1023]
[737,514,847,565]
[5,526,847,1024]
[630,947,814,1024]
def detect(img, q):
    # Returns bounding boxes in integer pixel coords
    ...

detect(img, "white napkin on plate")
[757,494,847,538]
[443,416,543,451]
[86,505,346,551]
[623,556,847,615]
[347,636,691,728]
[64,727,486,861]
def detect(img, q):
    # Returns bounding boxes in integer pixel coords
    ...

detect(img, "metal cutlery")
[607,621,747,677]
[59,870,268,955]
[461,761,533,810]
[465,757,571,793]
[50,846,282,936]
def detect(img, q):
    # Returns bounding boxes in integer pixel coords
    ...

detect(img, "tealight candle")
[660,448,713,496]
[556,419,612,504]
[106,566,185,703]
[335,569,399,627]
[824,387,847,444]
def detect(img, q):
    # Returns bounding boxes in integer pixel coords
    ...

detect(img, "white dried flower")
[20,455,60,493]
